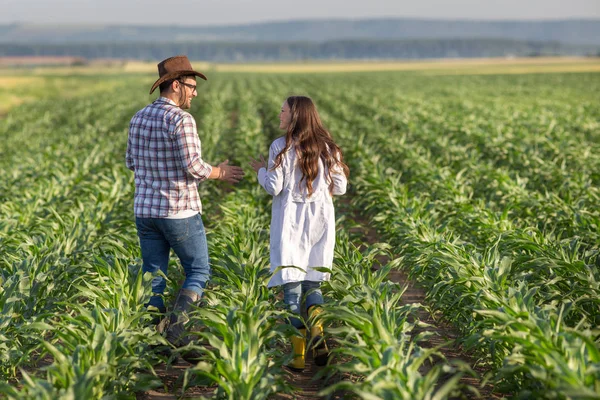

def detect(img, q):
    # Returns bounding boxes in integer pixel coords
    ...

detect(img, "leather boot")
[286,328,307,372]
[308,305,329,366]
[165,288,203,363]
[146,304,167,333]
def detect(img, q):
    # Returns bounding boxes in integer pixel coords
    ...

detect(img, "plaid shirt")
[126,97,212,218]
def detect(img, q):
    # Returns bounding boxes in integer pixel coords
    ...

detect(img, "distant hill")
[2,18,600,45]
[2,39,596,62]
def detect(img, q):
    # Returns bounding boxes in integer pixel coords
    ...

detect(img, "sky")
[2,0,599,25]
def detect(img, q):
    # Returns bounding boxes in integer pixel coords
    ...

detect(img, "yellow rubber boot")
[308,306,329,366]
[286,328,306,372]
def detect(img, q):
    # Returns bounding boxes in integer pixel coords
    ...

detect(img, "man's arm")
[174,114,213,181]
[125,124,135,171]
[175,114,244,183]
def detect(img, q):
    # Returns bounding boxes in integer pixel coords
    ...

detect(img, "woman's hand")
[249,155,267,173]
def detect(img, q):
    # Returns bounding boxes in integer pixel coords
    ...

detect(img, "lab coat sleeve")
[331,151,347,195]
[258,141,285,196]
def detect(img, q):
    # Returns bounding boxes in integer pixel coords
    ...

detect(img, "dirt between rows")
[138,207,503,399]
[137,268,500,400]
[387,268,501,400]
[137,268,501,398]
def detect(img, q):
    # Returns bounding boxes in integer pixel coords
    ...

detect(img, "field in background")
[1,56,599,75]
[0,61,599,399]
[123,56,600,74]
[1,57,599,115]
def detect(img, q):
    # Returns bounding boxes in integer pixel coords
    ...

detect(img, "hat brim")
[149,70,207,94]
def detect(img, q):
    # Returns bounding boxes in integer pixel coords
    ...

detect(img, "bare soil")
[346,209,503,400]
[137,206,504,399]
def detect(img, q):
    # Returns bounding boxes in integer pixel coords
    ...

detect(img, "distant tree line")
[0,39,596,62]
[2,19,600,46]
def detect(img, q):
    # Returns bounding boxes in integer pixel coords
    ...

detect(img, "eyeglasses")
[179,81,197,92]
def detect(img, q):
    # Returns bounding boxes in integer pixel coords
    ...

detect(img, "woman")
[250,96,349,371]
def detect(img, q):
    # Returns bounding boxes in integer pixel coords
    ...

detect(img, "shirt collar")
[157,96,177,106]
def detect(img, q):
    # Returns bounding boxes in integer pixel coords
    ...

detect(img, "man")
[126,55,244,359]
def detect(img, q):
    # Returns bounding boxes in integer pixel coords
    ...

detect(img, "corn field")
[0,69,599,399]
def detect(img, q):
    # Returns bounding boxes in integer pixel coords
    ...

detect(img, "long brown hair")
[273,96,349,196]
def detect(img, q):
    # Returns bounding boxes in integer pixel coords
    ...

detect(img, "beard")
[177,91,190,109]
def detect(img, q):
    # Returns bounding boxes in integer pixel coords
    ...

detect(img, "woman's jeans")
[135,214,211,310]
[283,281,324,329]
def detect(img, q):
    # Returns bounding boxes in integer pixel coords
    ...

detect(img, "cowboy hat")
[149,55,207,94]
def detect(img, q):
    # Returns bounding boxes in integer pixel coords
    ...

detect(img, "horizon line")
[2,15,600,28]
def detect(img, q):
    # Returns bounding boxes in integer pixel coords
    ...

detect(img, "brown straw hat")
[149,55,207,94]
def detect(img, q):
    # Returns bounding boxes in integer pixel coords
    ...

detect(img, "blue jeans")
[135,214,211,310]
[283,281,324,329]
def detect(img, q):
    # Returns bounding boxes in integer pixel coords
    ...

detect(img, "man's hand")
[214,160,245,183]
[249,155,267,173]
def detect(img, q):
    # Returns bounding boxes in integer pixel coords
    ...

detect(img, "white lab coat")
[258,137,347,288]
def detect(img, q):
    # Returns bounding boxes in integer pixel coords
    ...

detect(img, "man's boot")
[285,328,307,372]
[308,305,329,366]
[146,304,167,333]
[165,288,203,363]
